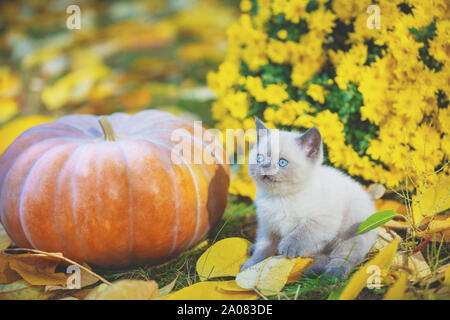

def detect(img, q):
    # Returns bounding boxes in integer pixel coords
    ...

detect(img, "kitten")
[240,118,378,277]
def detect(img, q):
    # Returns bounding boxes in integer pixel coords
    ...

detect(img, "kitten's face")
[249,119,322,194]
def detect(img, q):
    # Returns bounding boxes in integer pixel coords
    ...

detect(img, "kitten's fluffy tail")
[366,184,386,200]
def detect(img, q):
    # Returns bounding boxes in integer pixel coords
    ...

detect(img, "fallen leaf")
[8,254,68,286]
[166,280,258,300]
[287,257,314,283]
[84,280,158,300]
[338,238,399,300]
[0,223,11,251]
[6,248,111,286]
[0,254,20,284]
[374,227,431,282]
[416,216,450,242]
[408,251,432,283]
[216,280,253,292]
[196,237,252,280]
[383,272,408,300]
[444,266,450,286]
[0,280,52,300]
[235,255,311,296]
[384,220,409,230]
[157,276,178,297]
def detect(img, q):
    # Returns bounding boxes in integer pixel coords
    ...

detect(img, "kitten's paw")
[240,259,256,272]
[324,266,346,278]
[278,237,306,258]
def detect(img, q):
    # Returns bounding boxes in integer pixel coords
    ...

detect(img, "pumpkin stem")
[99,116,117,141]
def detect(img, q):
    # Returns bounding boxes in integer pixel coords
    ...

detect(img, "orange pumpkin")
[0,110,229,268]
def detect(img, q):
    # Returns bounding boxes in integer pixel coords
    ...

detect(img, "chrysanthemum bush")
[208,0,449,199]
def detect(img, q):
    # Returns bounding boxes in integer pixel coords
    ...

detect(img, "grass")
[94,196,449,300]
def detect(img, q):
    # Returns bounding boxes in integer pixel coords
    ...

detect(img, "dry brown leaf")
[408,251,432,283]
[5,248,111,286]
[165,280,258,300]
[0,253,20,284]
[235,255,312,296]
[375,227,432,282]
[8,253,68,286]
[85,280,158,300]
[416,216,450,242]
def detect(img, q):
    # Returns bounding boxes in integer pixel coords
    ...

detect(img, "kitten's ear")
[297,127,322,159]
[255,117,269,141]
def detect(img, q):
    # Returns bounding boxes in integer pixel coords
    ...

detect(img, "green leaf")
[356,210,399,235]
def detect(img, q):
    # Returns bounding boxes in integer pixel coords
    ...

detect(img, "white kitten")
[241,118,378,277]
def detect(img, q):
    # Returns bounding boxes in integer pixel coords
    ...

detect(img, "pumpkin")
[0,110,229,268]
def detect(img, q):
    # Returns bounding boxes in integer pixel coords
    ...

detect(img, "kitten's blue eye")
[279,159,288,167]
[256,154,264,163]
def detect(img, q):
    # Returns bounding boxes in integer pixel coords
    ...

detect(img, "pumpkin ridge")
[117,142,135,266]
[141,137,202,250]
[54,143,89,260]
[70,143,92,263]
[18,142,82,249]
[0,137,86,188]
[0,138,85,228]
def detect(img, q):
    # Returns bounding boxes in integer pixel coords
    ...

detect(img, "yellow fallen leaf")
[0,223,11,251]
[8,254,68,286]
[287,257,314,283]
[0,115,55,155]
[235,255,309,296]
[412,176,450,224]
[338,238,399,300]
[383,272,408,300]
[196,237,252,280]
[166,280,258,300]
[444,266,450,286]
[0,280,52,300]
[216,280,254,292]
[375,228,431,283]
[85,280,158,300]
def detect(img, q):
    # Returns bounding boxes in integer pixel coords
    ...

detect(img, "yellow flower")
[284,0,308,23]
[267,39,290,64]
[264,84,288,106]
[240,0,252,12]
[277,29,288,40]
[306,84,327,103]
